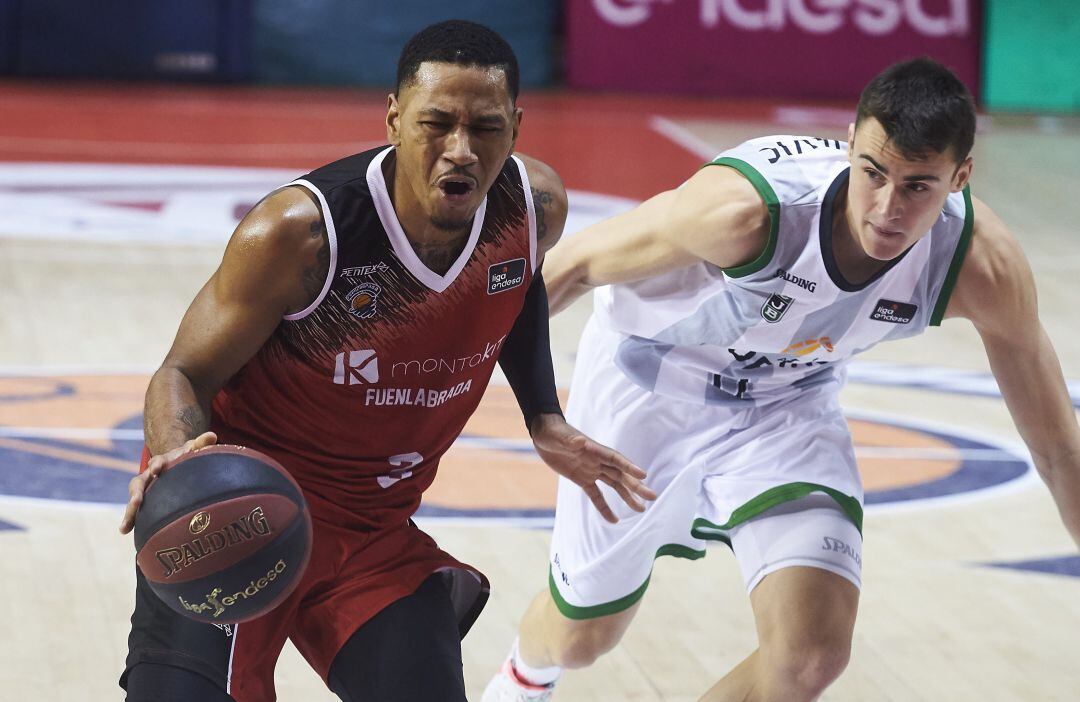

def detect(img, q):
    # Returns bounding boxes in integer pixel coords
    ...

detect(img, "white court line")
[0,425,1030,465]
[649,115,718,160]
[0,427,144,440]
[0,364,156,376]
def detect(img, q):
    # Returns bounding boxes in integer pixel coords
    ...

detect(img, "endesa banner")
[566,0,981,100]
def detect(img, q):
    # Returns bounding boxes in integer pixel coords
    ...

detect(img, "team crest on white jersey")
[761,293,794,323]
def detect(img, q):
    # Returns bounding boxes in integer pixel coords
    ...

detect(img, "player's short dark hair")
[396,20,519,102]
[856,57,976,164]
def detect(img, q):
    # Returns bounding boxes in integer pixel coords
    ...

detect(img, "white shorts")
[549,318,864,619]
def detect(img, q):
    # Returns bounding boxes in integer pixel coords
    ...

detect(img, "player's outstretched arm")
[948,198,1080,547]
[498,155,658,521]
[120,186,329,534]
[542,163,771,314]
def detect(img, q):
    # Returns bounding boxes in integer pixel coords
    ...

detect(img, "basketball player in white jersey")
[483,58,1080,701]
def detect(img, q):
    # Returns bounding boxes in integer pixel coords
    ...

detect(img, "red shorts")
[132,447,488,701]
[227,516,488,701]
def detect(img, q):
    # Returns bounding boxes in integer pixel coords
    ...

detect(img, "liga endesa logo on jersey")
[488,259,526,294]
[871,299,918,324]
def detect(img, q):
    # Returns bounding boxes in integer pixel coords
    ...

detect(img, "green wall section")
[253,0,557,88]
[984,2,1080,111]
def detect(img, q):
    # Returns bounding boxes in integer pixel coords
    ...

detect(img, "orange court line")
[0,436,135,473]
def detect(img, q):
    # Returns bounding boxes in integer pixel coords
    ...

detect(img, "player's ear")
[847,122,856,157]
[951,155,973,193]
[386,93,402,147]
[510,107,523,153]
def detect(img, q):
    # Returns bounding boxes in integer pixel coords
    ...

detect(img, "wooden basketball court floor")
[0,82,1078,701]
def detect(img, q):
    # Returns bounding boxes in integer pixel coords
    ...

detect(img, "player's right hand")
[118,431,218,535]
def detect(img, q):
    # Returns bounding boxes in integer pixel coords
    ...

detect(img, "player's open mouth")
[438,178,475,200]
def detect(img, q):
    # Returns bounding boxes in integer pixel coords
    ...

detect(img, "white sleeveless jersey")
[592,135,972,405]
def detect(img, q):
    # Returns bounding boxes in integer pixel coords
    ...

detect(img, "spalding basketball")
[133,445,312,625]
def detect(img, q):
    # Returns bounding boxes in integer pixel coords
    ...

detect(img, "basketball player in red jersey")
[116,20,656,702]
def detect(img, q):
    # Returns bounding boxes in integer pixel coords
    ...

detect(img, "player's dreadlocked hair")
[856,57,976,164]
[396,20,519,102]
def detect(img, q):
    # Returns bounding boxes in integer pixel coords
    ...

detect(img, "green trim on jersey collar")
[706,157,780,278]
[930,185,974,326]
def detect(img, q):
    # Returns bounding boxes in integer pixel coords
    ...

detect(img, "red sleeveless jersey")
[210,146,537,530]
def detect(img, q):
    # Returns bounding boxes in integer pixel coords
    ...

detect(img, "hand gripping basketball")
[119,431,219,535]
[129,444,314,624]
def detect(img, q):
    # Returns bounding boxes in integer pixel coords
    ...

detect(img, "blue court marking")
[0,408,1032,518]
[0,413,140,504]
[848,362,1080,409]
[11,413,145,462]
[864,425,1028,506]
[0,380,76,404]
[414,417,1032,518]
[986,556,1080,579]
[0,517,23,532]
[0,444,132,503]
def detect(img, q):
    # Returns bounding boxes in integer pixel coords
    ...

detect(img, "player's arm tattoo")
[301,221,331,302]
[175,403,208,438]
[531,185,556,250]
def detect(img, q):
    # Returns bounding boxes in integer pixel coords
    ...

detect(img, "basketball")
[133,445,313,625]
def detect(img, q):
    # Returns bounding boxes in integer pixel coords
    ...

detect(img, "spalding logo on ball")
[133,445,313,624]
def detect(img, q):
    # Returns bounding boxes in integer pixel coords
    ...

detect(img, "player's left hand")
[529,413,657,523]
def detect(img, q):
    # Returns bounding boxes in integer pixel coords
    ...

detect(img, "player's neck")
[832,184,888,285]
[384,155,471,274]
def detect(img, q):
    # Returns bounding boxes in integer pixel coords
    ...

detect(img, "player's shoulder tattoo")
[531,185,555,246]
[301,218,331,302]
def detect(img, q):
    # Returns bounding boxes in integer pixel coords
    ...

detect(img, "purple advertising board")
[567,0,981,100]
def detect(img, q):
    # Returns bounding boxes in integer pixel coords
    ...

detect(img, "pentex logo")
[341,262,390,278]
[488,258,526,295]
[761,293,794,323]
[333,350,379,385]
[870,299,918,324]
